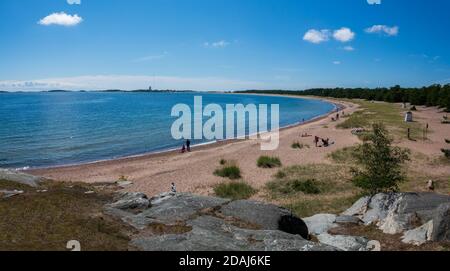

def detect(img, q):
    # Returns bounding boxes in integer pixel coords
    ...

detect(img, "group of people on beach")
[180,139,191,153]
[314,136,333,147]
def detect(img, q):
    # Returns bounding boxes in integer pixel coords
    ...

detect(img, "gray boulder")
[127,193,230,229]
[131,216,337,251]
[0,189,24,199]
[107,192,150,211]
[401,220,433,246]
[0,169,44,187]
[317,233,371,251]
[220,200,308,239]
[303,214,337,235]
[343,192,450,235]
[431,203,450,242]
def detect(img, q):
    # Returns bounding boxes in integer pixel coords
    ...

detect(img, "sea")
[0,92,335,169]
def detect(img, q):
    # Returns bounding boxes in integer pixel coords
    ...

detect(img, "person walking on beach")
[180,144,186,153]
[171,182,177,193]
[314,136,319,147]
[186,139,191,152]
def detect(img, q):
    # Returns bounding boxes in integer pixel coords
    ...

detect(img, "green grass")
[267,164,354,198]
[257,156,282,168]
[267,179,320,195]
[283,194,363,218]
[214,164,242,180]
[328,146,358,164]
[291,142,310,149]
[214,181,257,200]
[0,181,132,251]
[337,100,423,140]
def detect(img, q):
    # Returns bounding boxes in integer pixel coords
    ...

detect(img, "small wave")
[15,166,30,171]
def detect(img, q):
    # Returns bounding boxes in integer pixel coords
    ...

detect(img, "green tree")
[351,123,410,195]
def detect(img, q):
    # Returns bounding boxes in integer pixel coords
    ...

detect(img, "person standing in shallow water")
[186,139,191,152]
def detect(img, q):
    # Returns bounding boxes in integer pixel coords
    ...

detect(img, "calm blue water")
[0,92,334,169]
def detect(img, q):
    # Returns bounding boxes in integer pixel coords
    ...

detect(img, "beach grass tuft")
[214,181,257,200]
[257,156,282,168]
[291,142,310,149]
[214,161,242,180]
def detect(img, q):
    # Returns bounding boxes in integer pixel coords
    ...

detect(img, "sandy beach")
[27,96,450,197]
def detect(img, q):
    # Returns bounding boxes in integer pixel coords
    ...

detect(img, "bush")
[442,149,450,159]
[445,139,450,144]
[214,181,256,200]
[219,159,227,165]
[257,156,282,168]
[214,165,242,180]
[351,123,410,195]
[410,106,417,111]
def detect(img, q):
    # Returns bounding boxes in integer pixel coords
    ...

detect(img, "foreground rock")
[107,192,337,251]
[303,214,338,235]
[0,169,44,187]
[132,215,336,251]
[432,203,450,242]
[221,200,308,239]
[0,189,24,199]
[343,192,450,241]
[401,221,433,246]
[317,233,370,251]
[106,192,150,211]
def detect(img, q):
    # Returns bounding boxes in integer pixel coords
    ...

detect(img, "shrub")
[441,149,450,159]
[351,123,410,195]
[445,139,450,144]
[214,165,242,180]
[214,181,256,200]
[257,156,282,168]
[410,106,417,111]
[219,159,227,165]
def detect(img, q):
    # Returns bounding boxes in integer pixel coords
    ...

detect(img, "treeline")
[238,84,450,112]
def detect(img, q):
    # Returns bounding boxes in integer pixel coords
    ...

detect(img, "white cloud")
[38,12,83,26]
[333,27,355,42]
[303,29,330,44]
[367,0,381,4]
[333,61,341,65]
[204,40,230,48]
[342,46,355,51]
[365,25,399,36]
[133,52,168,62]
[0,75,265,91]
[67,0,81,4]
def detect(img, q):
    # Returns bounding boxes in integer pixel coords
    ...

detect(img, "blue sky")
[0,0,449,91]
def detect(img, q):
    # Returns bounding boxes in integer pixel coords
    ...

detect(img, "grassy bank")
[0,180,133,251]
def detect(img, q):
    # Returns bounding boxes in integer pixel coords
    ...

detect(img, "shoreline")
[23,94,343,172]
